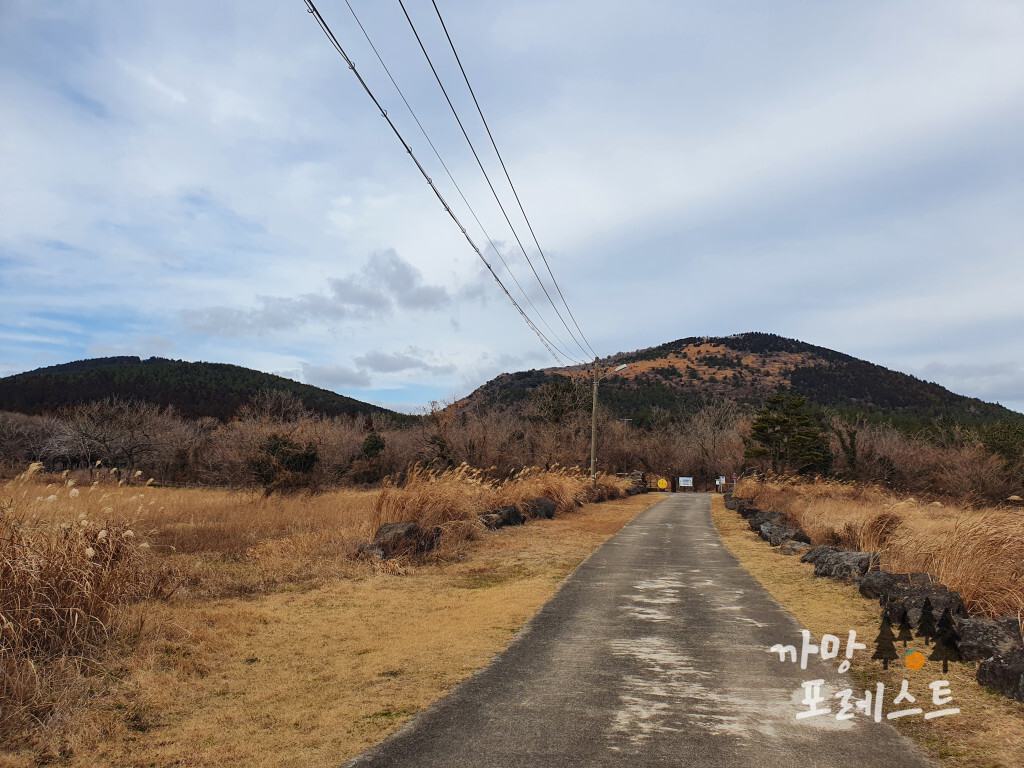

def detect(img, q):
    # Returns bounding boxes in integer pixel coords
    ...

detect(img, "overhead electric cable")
[303,0,569,364]
[430,0,598,359]
[340,0,584,365]
[396,0,593,361]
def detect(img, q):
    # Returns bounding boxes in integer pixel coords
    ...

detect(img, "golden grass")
[736,478,1024,619]
[371,463,627,554]
[1,465,156,748]
[2,493,659,767]
[1,464,642,762]
[711,494,1024,768]
[554,342,806,387]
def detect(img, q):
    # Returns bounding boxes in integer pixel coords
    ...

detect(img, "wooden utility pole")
[590,358,599,487]
[590,359,627,488]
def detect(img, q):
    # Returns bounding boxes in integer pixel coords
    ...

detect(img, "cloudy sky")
[2,0,1023,413]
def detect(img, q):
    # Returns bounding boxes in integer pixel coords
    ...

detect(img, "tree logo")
[870,605,963,672]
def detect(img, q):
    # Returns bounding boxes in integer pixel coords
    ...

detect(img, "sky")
[2,0,1023,414]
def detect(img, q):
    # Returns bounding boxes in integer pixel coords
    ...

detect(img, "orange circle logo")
[905,650,925,670]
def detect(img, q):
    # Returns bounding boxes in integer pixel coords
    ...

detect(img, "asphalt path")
[342,493,936,767]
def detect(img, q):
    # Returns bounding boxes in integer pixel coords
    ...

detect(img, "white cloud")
[354,349,456,376]
[301,363,372,390]
[0,0,1022,413]
[118,59,187,104]
[914,362,1024,404]
[179,250,455,336]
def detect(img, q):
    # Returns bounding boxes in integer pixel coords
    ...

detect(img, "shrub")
[1,465,153,749]
[248,433,319,495]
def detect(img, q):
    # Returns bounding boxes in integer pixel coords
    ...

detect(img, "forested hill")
[0,357,399,421]
[460,332,1021,428]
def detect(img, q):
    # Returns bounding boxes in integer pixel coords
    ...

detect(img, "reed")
[736,477,1024,618]
[1,462,625,751]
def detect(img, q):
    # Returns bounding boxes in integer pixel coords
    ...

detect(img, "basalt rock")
[780,539,814,556]
[748,510,782,532]
[356,543,385,560]
[625,471,649,496]
[956,616,1024,663]
[854,571,897,600]
[800,545,838,565]
[759,523,811,548]
[977,650,1024,703]
[522,497,557,520]
[736,499,761,518]
[799,545,877,581]
[876,578,967,626]
[791,529,811,545]
[823,551,876,581]
[855,571,932,602]
[479,504,526,530]
[369,521,442,558]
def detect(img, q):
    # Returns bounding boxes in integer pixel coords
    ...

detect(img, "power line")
[429,0,599,361]
[303,0,571,364]
[395,0,593,362]
[339,0,585,365]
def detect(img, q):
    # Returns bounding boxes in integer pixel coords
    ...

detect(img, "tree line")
[1,387,1020,502]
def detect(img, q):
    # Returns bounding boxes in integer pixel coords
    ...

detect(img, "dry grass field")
[735,478,1024,619]
[711,494,1024,768]
[1,463,650,765]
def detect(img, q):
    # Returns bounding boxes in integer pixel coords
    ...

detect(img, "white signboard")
[679,477,694,488]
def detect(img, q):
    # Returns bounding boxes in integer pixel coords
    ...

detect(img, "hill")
[460,332,1021,428]
[0,357,402,421]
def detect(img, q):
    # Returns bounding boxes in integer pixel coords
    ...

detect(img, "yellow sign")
[657,478,668,490]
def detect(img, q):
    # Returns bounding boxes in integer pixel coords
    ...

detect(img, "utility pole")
[590,358,599,487]
[590,359,628,487]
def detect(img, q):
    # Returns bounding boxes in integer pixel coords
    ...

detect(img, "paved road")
[343,494,935,767]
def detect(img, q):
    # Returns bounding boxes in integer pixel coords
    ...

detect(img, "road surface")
[342,493,935,768]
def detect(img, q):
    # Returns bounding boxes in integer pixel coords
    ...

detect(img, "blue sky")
[2,0,1023,413]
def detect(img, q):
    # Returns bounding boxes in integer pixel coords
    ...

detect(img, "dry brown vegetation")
[0,386,749,494]
[710,494,1024,768]
[824,419,1023,504]
[0,461,632,761]
[736,477,1024,619]
[64,493,657,768]
[575,342,805,388]
[371,463,619,542]
[1,465,156,751]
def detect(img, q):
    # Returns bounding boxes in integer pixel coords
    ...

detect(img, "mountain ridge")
[0,356,402,421]
[459,332,1021,427]
[4,334,1018,428]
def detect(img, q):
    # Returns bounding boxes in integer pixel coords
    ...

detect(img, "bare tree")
[237,389,311,424]
[689,399,743,476]
[62,397,166,482]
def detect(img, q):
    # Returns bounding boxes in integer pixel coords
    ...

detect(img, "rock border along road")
[342,494,935,767]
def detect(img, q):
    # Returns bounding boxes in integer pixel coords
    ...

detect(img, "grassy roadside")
[709,494,1024,768]
[8,492,660,768]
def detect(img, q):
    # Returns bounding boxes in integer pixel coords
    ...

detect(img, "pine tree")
[896,608,915,648]
[936,606,956,636]
[872,615,899,670]
[916,598,938,645]
[929,607,963,673]
[743,395,831,475]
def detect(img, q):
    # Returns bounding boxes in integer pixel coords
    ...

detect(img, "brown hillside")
[455,333,1019,427]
